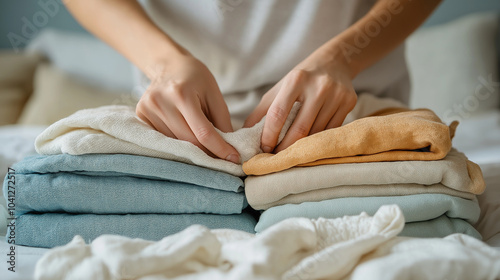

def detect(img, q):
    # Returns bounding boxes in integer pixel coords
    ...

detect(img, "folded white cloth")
[34,205,500,280]
[245,148,484,209]
[35,94,405,176]
[35,106,293,177]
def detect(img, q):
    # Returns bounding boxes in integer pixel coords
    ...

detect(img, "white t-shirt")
[137,0,409,126]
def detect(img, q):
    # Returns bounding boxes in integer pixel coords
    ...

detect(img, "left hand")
[243,49,358,153]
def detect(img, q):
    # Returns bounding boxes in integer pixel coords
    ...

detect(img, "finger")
[136,110,155,128]
[206,89,234,133]
[136,106,176,138]
[260,78,302,153]
[154,103,215,156]
[274,97,322,153]
[309,99,340,135]
[243,84,280,128]
[181,97,241,163]
[326,104,354,130]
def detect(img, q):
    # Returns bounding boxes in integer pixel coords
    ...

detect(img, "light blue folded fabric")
[402,216,481,239]
[4,154,247,215]
[9,153,244,192]
[11,173,247,215]
[10,212,256,248]
[255,194,481,238]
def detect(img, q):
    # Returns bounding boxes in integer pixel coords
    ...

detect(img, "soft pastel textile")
[34,94,405,176]
[399,215,481,239]
[10,153,243,192]
[12,173,246,215]
[33,206,500,280]
[250,183,475,210]
[255,194,481,239]
[5,154,246,215]
[245,148,484,209]
[10,212,257,248]
[34,104,299,177]
[243,108,458,175]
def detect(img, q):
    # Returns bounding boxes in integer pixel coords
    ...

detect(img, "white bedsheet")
[0,242,47,280]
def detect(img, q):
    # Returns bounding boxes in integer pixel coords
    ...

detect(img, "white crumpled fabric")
[34,205,500,280]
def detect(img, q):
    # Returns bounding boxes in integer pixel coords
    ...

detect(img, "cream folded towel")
[35,94,404,176]
[245,148,485,209]
[34,105,297,177]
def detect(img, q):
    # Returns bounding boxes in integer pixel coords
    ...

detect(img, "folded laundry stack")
[5,153,256,248]
[3,101,298,248]
[3,93,486,248]
[243,95,486,239]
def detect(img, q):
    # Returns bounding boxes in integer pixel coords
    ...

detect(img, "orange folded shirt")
[243,108,458,175]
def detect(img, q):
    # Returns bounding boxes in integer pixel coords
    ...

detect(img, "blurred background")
[0,0,499,163]
[1,0,500,49]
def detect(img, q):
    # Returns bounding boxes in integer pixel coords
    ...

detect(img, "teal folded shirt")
[4,154,246,215]
[11,212,257,248]
[255,194,481,239]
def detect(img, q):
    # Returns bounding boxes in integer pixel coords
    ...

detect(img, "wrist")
[141,36,193,80]
[304,44,357,79]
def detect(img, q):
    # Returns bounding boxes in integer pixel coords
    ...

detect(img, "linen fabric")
[10,212,257,248]
[250,183,475,210]
[9,153,244,192]
[243,108,458,175]
[254,194,481,237]
[34,104,299,177]
[245,148,484,209]
[5,153,247,216]
[400,215,481,239]
[33,205,500,280]
[9,173,246,216]
[33,94,406,177]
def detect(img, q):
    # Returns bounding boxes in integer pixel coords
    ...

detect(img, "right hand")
[136,55,241,164]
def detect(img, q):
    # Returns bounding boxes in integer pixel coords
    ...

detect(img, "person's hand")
[244,49,358,153]
[136,55,241,164]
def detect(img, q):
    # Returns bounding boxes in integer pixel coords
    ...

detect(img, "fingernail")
[262,146,272,153]
[226,154,240,164]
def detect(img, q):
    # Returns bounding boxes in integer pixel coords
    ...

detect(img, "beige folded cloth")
[245,148,485,209]
[243,108,458,175]
[250,183,475,210]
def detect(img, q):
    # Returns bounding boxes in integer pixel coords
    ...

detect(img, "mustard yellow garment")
[243,108,458,175]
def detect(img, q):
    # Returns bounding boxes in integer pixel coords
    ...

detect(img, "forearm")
[65,0,188,79]
[319,0,442,78]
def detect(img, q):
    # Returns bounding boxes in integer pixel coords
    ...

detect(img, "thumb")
[243,86,278,128]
